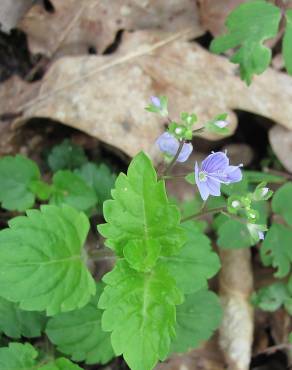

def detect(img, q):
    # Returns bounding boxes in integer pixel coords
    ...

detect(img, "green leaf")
[46,283,114,365]
[0,343,38,370]
[251,282,289,312]
[260,223,292,278]
[221,173,249,196]
[160,222,220,294]
[75,162,116,211]
[272,183,292,226]
[29,180,52,201]
[39,358,84,370]
[0,297,46,338]
[283,10,292,75]
[217,218,255,249]
[171,290,222,353]
[98,260,183,370]
[48,139,88,172]
[98,152,186,267]
[210,0,281,84]
[50,170,97,212]
[0,155,40,211]
[244,170,285,184]
[0,205,96,315]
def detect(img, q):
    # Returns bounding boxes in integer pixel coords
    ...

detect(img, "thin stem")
[162,173,189,180]
[181,206,226,223]
[163,140,185,176]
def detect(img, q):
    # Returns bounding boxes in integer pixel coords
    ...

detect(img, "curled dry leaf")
[2,31,292,158]
[219,249,254,370]
[269,125,292,173]
[19,0,204,57]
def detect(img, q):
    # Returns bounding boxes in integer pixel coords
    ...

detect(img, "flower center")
[199,171,207,182]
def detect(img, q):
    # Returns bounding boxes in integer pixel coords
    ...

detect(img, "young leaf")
[39,357,84,370]
[98,152,186,265]
[50,170,97,212]
[217,218,255,249]
[29,180,52,201]
[272,183,292,226]
[0,343,38,370]
[46,283,114,365]
[0,297,46,338]
[283,10,292,75]
[48,139,88,172]
[244,170,285,184]
[160,221,221,294]
[260,223,292,278]
[251,282,289,312]
[75,162,116,211]
[0,155,40,211]
[170,290,222,353]
[0,205,96,315]
[99,260,183,370]
[210,0,281,84]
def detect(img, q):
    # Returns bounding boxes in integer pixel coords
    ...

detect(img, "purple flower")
[156,132,193,162]
[195,151,243,200]
[258,231,265,240]
[214,120,229,128]
[151,96,161,108]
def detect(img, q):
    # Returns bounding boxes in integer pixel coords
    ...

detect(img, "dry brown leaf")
[2,30,292,158]
[196,0,245,36]
[219,249,254,370]
[0,0,35,33]
[19,0,204,57]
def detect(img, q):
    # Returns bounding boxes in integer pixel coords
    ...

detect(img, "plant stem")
[163,140,185,176]
[181,206,226,222]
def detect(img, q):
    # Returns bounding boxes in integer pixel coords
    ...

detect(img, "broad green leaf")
[244,170,285,184]
[171,290,222,353]
[48,139,88,172]
[0,297,46,338]
[29,180,52,201]
[50,170,97,212]
[46,283,114,365]
[217,218,254,249]
[75,162,116,211]
[161,222,220,294]
[0,205,96,315]
[261,223,292,278]
[283,10,292,75]
[0,343,37,370]
[99,260,183,370]
[39,357,84,370]
[251,282,289,312]
[0,155,40,211]
[98,152,186,268]
[272,183,292,225]
[210,0,281,84]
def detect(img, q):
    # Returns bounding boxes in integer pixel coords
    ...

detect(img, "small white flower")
[231,200,240,208]
[214,120,229,128]
[261,187,269,197]
[175,127,183,135]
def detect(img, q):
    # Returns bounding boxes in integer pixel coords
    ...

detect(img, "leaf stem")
[181,206,226,222]
[163,140,185,176]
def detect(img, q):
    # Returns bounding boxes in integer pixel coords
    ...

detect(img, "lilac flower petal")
[225,165,243,183]
[201,152,229,173]
[177,142,193,162]
[156,132,178,156]
[151,96,161,108]
[214,120,228,128]
[258,231,265,240]
[206,178,221,196]
[195,162,210,200]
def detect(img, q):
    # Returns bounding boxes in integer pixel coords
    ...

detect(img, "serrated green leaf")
[210,0,281,84]
[48,139,88,172]
[99,260,183,370]
[46,283,114,365]
[98,152,186,268]
[0,297,46,338]
[0,205,96,315]
[217,218,254,249]
[0,155,40,211]
[50,170,97,212]
[260,223,292,278]
[39,358,84,370]
[272,183,292,226]
[283,10,292,75]
[160,222,220,294]
[0,342,38,370]
[171,290,222,353]
[29,180,52,201]
[75,163,116,211]
[251,282,289,312]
